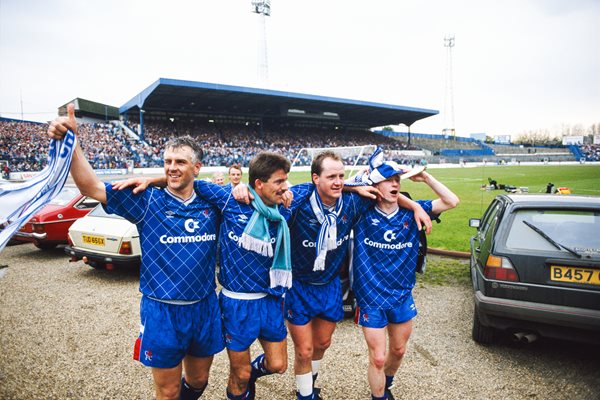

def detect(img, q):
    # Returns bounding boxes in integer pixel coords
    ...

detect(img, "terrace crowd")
[580,143,600,161]
[2,118,589,172]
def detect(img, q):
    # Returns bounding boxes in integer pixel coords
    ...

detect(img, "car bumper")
[475,290,600,342]
[13,231,47,240]
[64,245,140,266]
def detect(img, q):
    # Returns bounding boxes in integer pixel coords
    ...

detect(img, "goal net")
[291,145,377,177]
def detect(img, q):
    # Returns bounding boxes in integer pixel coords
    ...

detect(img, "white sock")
[296,372,313,396]
[311,359,321,377]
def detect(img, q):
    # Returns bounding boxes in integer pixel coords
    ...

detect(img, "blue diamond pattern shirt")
[194,180,311,296]
[104,183,219,301]
[352,200,433,309]
[288,183,371,285]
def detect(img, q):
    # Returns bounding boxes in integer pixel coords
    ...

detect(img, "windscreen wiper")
[523,220,582,258]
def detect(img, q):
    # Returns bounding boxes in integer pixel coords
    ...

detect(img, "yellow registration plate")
[550,265,600,286]
[82,235,105,246]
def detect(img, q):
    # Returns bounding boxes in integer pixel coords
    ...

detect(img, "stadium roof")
[59,98,119,120]
[120,78,438,128]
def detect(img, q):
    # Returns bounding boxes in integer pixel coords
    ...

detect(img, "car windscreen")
[48,187,80,206]
[88,204,126,220]
[505,209,600,256]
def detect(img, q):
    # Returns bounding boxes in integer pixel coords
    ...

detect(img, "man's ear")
[311,173,319,185]
[253,179,263,191]
[194,162,202,175]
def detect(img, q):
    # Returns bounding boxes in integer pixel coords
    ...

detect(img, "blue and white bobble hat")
[344,147,409,186]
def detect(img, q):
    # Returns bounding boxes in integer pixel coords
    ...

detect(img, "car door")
[471,197,504,291]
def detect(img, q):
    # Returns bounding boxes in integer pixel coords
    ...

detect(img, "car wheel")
[34,242,58,250]
[472,307,496,344]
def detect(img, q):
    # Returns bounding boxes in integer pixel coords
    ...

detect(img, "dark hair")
[248,152,290,188]
[228,163,242,174]
[164,136,204,164]
[311,150,342,177]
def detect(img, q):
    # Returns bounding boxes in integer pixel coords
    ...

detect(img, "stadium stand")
[579,144,600,161]
[1,117,587,173]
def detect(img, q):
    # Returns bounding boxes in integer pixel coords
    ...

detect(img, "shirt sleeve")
[345,192,373,226]
[417,199,434,216]
[289,182,315,213]
[103,182,151,224]
[193,180,233,212]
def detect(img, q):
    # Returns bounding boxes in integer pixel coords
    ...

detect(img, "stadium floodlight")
[443,34,456,138]
[251,0,270,83]
[251,0,271,16]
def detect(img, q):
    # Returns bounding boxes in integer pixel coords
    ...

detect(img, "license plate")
[550,265,600,286]
[82,235,105,246]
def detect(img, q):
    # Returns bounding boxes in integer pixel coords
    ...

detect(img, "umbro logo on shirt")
[237,214,249,223]
[165,210,176,218]
[370,218,380,226]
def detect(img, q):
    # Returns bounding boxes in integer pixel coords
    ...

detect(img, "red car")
[13,185,99,250]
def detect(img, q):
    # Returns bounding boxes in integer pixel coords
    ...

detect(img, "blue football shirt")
[104,183,219,301]
[194,180,304,295]
[352,200,433,309]
[288,183,371,284]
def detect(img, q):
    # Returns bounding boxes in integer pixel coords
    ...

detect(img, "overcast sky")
[1,0,598,138]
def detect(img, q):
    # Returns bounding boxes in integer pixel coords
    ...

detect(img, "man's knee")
[155,380,180,400]
[313,336,332,353]
[266,356,287,374]
[389,343,408,360]
[294,342,314,362]
[231,363,252,383]
[370,353,386,370]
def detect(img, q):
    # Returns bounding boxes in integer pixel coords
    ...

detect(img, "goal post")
[291,145,377,177]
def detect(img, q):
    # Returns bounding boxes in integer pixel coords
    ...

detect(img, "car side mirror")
[469,218,480,228]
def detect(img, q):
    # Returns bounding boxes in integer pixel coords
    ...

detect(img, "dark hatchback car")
[469,194,600,345]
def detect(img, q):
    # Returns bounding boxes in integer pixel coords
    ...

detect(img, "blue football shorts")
[133,293,224,368]
[219,292,287,352]
[355,292,417,329]
[285,278,343,326]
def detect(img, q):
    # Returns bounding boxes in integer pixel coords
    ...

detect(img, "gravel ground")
[1,243,599,400]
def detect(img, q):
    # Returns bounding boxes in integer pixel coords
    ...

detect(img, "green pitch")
[202,164,600,253]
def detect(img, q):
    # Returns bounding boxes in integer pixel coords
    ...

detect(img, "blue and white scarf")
[0,131,76,253]
[239,186,292,288]
[309,190,343,271]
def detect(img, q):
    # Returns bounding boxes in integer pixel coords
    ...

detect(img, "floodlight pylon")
[443,34,456,138]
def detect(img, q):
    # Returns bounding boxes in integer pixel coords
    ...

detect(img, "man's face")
[229,168,242,185]
[163,146,200,194]
[255,169,289,206]
[212,175,225,185]
[312,157,345,205]
[374,175,401,205]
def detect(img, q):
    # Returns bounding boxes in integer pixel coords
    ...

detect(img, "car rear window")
[49,187,80,206]
[88,204,126,220]
[505,209,600,255]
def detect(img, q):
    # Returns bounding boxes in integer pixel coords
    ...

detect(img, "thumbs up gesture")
[48,103,77,140]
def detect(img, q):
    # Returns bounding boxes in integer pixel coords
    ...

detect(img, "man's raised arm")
[47,104,106,203]
[409,171,459,214]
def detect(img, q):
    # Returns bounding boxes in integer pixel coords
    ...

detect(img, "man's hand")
[112,177,151,194]
[343,185,381,200]
[413,206,432,234]
[48,103,77,140]
[281,190,293,208]
[232,183,253,205]
[408,170,429,183]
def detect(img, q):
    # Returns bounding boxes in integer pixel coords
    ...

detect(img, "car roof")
[501,194,600,207]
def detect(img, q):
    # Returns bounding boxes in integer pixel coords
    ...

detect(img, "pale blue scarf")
[239,186,292,288]
[0,131,76,253]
